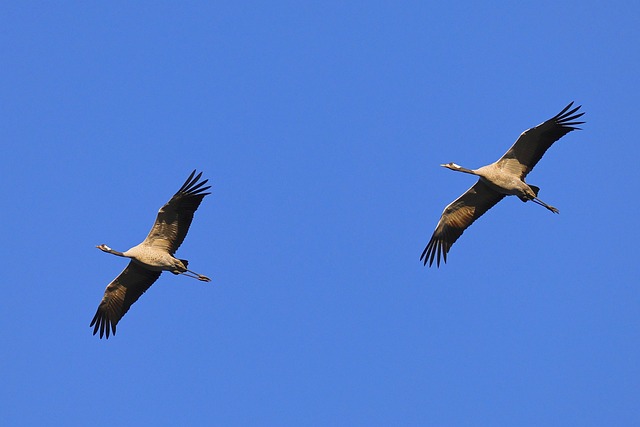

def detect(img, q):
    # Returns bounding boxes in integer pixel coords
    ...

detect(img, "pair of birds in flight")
[91,102,585,338]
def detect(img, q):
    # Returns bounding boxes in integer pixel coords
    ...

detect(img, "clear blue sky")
[1,2,638,426]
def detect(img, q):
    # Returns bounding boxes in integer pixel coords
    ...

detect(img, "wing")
[90,261,162,339]
[496,102,584,178]
[143,170,211,254]
[421,180,505,267]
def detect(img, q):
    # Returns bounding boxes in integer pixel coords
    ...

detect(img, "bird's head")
[441,162,462,171]
[96,244,112,253]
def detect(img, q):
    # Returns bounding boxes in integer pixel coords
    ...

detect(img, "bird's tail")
[180,259,189,268]
[519,185,540,202]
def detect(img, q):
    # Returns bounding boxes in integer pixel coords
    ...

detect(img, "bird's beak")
[440,164,447,167]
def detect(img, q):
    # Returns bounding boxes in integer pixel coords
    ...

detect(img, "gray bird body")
[421,103,585,267]
[116,243,187,273]
[91,170,212,339]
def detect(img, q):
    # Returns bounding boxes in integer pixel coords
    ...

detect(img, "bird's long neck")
[453,166,477,175]
[106,248,126,257]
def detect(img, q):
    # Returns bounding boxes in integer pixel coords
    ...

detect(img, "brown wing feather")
[421,180,505,267]
[143,170,211,254]
[90,262,162,339]
[497,102,584,178]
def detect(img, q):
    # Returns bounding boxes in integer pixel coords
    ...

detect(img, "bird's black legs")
[532,198,559,214]
[182,270,212,282]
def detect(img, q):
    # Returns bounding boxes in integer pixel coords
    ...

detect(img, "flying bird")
[421,102,584,267]
[90,170,212,338]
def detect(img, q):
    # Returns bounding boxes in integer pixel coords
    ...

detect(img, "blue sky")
[1,1,639,425]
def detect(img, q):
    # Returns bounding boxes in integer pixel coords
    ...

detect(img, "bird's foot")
[182,270,212,281]
[532,197,559,214]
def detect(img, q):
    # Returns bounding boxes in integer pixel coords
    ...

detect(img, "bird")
[90,170,212,338]
[420,102,585,267]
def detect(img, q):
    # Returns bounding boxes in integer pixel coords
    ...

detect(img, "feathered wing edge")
[175,170,212,198]
[498,102,585,178]
[90,262,162,339]
[421,180,505,267]
[144,170,212,254]
[551,101,585,129]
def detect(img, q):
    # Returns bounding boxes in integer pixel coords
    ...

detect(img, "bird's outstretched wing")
[143,170,211,254]
[421,180,505,267]
[497,102,584,178]
[90,261,162,339]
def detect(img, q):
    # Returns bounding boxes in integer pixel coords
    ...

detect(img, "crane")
[90,170,211,338]
[421,102,584,267]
